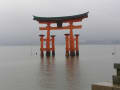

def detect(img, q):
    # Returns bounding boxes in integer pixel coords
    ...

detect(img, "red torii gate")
[33,12,88,57]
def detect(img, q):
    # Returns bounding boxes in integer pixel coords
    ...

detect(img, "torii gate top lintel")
[33,12,88,28]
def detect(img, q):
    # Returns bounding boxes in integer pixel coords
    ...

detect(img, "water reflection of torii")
[65,57,80,90]
[39,57,56,89]
[39,56,80,90]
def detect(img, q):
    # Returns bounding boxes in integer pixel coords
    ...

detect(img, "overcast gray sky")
[0,0,120,45]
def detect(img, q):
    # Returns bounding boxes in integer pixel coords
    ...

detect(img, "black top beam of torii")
[33,12,88,27]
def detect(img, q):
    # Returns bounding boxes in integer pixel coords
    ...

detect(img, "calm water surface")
[0,45,120,90]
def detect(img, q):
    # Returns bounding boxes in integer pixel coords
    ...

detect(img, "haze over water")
[0,45,119,90]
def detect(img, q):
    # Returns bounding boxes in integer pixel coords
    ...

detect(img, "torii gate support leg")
[39,35,45,57]
[51,35,56,56]
[75,34,79,56]
[65,34,70,57]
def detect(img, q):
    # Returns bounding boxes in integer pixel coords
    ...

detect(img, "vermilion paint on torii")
[33,12,88,57]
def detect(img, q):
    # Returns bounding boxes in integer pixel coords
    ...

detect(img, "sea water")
[0,45,119,90]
